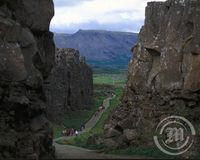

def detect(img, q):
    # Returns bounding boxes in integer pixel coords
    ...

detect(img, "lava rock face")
[102,0,200,157]
[0,0,55,159]
[45,48,93,122]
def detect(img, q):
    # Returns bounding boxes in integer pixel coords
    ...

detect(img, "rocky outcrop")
[0,0,55,159]
[101,0,200,157]
[44,48,93,122]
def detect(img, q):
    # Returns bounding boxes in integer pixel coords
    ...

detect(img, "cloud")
[50,0,166,33]
[53,0,93,7]
[51,20,143,33]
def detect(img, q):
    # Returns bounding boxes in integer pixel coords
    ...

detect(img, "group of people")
[61,125,85,137]
[61,103,106,137]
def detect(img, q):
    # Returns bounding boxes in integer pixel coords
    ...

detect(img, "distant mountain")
[54,30,138,69]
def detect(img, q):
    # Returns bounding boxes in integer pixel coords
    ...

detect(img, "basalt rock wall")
[0,0,55,159]
[101,0,200,157]
[45,48,93,123]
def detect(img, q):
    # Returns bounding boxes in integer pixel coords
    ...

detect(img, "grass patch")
[57,86,123,149]
[52,94,106,139]
[91,87,123,134]
[52,71,126,139]
[93,73,126,85]
[105,146,176,159]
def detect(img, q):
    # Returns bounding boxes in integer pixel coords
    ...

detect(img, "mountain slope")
[54,30,138,69]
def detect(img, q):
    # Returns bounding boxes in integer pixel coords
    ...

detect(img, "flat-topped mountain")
[54,30,138,69]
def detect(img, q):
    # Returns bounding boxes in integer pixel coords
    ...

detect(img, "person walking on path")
[75,130,79,136]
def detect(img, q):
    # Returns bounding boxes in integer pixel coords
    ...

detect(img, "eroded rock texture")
[101,0,200,157]
[0,0,55,159]
[45,48,93,122]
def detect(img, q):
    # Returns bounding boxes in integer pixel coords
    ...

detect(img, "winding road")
[53,95,144,159]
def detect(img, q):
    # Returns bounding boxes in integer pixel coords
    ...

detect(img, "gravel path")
[53,95,145,159]
[54,95,114,142]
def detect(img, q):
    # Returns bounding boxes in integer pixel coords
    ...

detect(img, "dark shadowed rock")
[102,0,200,157]
[0,0,55,159]
[44,48,93,122]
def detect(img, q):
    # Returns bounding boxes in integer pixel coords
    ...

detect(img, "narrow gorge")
[0,0,200,159]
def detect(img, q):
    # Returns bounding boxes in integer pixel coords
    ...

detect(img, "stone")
[10,0,54,31]
[103,139,119,149]
[104,128,121,138]
[30,115,48,132]
[0,42,27,81]
[44,48,93,122]
[0,0,55,158]
[123,129,137,141]
[101,0,200,157]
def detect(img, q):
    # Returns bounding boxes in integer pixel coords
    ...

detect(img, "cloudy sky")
[50,0,165,34]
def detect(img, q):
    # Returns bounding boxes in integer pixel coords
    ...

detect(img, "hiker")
[69,128,74,136]
[99,106,103,112]
[81,125,85,131]
[62,129,66,136]
[66,129,70,136]
[75,130,79,136]
[94,111,98,117]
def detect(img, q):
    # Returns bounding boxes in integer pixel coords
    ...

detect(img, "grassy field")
[93,73,126,86]
[52,71,126,139]
[106,146,175,159]
[54,70,126,148]
[56,86,123,149]
[52,93,106,139]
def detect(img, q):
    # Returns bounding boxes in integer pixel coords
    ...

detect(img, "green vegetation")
[93,73,126,85]
[52,94,106,139]
[53,70,178,159]
[56,86,123,149]
[93,67,127,74]
[106,146,175,159]
[51,123,64,139]
[91,87,123,134]
[54,70,126,149]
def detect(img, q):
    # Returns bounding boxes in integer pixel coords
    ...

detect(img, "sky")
[50,0,165,34]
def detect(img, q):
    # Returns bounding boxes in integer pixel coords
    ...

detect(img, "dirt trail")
[53,95,145,159]
[85,95,114,129]
[54,95,114,142]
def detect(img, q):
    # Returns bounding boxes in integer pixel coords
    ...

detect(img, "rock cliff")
[101,0,200,157]
[45,48,93,122]
[0,0,55,159]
